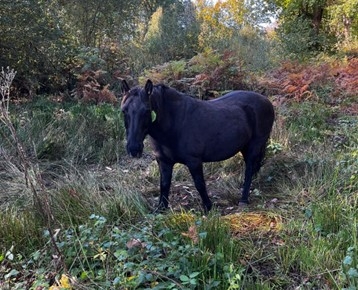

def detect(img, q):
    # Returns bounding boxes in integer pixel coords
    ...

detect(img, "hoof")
[239,198,249,205]
[203,201,213,213]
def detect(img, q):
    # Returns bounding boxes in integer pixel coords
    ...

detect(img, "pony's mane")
[150,84,183,115]
[153,84,168,93]
[152,84,183,99]
[121,86,141,106]
[122,83,184,111]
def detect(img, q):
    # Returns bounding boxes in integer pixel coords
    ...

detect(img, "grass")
[0,208,44,254]
[13,101,125,165]
[0,93,357,289]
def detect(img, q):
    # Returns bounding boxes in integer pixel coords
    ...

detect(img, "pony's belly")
[202,143,243,162]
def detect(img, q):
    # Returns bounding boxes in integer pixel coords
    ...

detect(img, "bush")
[283,101,335,143]
[277,16,335,59]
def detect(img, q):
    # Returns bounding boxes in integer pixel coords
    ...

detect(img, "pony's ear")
[121,80,130,93]
[145,79,153,96]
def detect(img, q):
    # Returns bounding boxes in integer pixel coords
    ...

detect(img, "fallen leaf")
[126,239,146,249]
[182,225,199,244]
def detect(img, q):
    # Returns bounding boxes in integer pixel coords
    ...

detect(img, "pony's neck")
[148,86,187,137]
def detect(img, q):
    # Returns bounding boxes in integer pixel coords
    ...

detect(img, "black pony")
[121,79,274,212]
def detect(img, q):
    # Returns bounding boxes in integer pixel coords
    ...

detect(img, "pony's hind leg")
[240,138,268,203]
[240,158,254,203]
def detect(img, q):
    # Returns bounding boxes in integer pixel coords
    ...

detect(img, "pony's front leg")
[157,160,174,211]
[187,161,212,212]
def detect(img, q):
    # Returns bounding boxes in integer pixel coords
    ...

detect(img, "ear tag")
[151,111,157,122]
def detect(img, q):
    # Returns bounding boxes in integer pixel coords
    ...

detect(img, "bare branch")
[0,67,16,113]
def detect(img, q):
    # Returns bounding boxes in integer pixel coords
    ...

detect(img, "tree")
[0,0,76,94]
[327,0,358,42]
[144,0,200,63]
[58,0,142,47]
[272,0,358,55]
[196,0,247,49]
[273,0,327,34]
[0,0,178,91]
[195,0,276,50]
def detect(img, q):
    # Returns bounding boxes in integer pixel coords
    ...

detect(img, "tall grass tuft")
[47,165,149,226]
[14,101,125,165]
[0,148,33,208]
[0,208,44,255]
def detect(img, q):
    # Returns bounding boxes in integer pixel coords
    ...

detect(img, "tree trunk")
[312,6,324,36]
[343,14,351,41]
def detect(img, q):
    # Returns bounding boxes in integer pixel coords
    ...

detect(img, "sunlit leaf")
[189,272,200,278]
[113,277,121,285]
[5,251,13,261]
[59,274,72,289]
[4,269,19,280]
[343,255,353,265]
[347,268,358,278]
[180,274,190,282]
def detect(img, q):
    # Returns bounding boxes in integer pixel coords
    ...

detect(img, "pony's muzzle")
[127,143,143,158]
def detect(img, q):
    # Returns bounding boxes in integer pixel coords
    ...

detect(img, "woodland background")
[1,0,357,96]
[0,0,357,289]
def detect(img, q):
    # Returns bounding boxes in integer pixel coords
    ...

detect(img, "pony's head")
[121,79,154,157]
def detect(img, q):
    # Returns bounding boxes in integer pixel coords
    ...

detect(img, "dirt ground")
[116,150,284,236]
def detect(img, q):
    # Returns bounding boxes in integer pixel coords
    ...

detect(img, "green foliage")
[277,16,335,58]
[142,60,188,83]
[0,0,178,93]
[267,140,284,155]
[189,49,223,74]
[1,0,357,95]
[0,0,275,95]
[273,0,358,58]
[0,0,78,94]
[341,246,358,289]
[275,156,357,287]
[74,47,107,72]
[144,1,200,65]
[284,101,334,143]
[196,0,247,49]
[327,0,358,41]
[1,213,244,289]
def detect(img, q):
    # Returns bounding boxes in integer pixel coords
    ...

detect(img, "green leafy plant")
[267,140,284,155]
[285,101,334,143]
[341,246,358,289]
